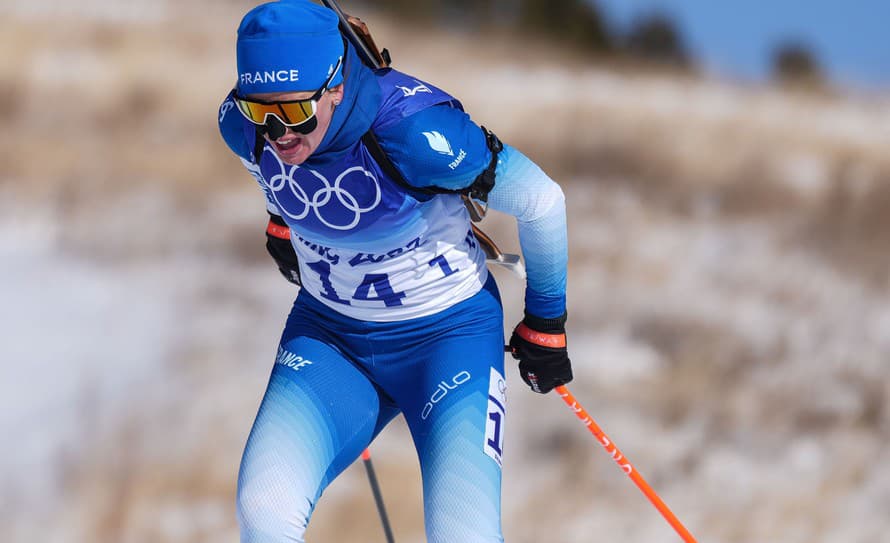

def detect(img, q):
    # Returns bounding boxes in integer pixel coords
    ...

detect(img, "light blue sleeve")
[487,145,568,319]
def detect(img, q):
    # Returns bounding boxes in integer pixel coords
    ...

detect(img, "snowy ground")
[2,3,889,543]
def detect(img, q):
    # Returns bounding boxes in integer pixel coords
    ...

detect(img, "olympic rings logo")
[267,154,382,231]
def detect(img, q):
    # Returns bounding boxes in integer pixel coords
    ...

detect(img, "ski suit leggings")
[237,275,507,543]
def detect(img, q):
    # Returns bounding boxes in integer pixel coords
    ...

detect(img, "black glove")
[266,213,301,286]
[509,311,573,394]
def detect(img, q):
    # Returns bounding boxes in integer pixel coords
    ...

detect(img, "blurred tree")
[772,41,824,86]
[517,0,612,53]
[368,0,434,20]
[622,13,690,68]
[370,0,612,52]
[367,0,496,23]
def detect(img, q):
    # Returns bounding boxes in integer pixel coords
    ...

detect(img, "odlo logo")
[421,371,471,420]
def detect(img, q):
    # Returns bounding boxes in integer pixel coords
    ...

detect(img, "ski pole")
[361,448,396,543]
[555,385,698,543]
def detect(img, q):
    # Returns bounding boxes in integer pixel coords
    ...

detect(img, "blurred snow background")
[1,1,889,542]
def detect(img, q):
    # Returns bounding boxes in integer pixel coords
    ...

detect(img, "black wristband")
[523,311,567,334]
[268,212,288,227]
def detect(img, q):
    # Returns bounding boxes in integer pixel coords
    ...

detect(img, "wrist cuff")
[268,212,288,226]
[515,323,566,348]
[266,217,291,240]
[523,311,567,333]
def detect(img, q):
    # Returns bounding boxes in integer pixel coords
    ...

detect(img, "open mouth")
[274,137,303,153]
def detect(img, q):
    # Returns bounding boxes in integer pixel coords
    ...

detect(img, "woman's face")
[248,83,344,165]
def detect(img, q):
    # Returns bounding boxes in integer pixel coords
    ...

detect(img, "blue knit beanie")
[236,0,345,95]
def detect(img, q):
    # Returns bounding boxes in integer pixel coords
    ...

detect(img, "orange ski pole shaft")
[555,385,698,543]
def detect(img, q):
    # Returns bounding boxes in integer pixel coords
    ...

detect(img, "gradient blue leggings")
[237,276,507,542]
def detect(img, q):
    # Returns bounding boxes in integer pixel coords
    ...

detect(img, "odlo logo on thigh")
[275,347,313,372]
[421,371,471,420]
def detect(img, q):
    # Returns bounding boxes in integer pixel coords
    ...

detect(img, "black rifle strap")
[253,129,266,165]
[469,127,502,205]
[361,130,443,196]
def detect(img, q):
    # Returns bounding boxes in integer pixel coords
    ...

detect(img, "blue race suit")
[219,43,568,543]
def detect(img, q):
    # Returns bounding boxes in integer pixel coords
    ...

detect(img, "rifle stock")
[322,0,388,69]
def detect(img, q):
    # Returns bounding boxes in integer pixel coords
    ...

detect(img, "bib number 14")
[305,255,458,307]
